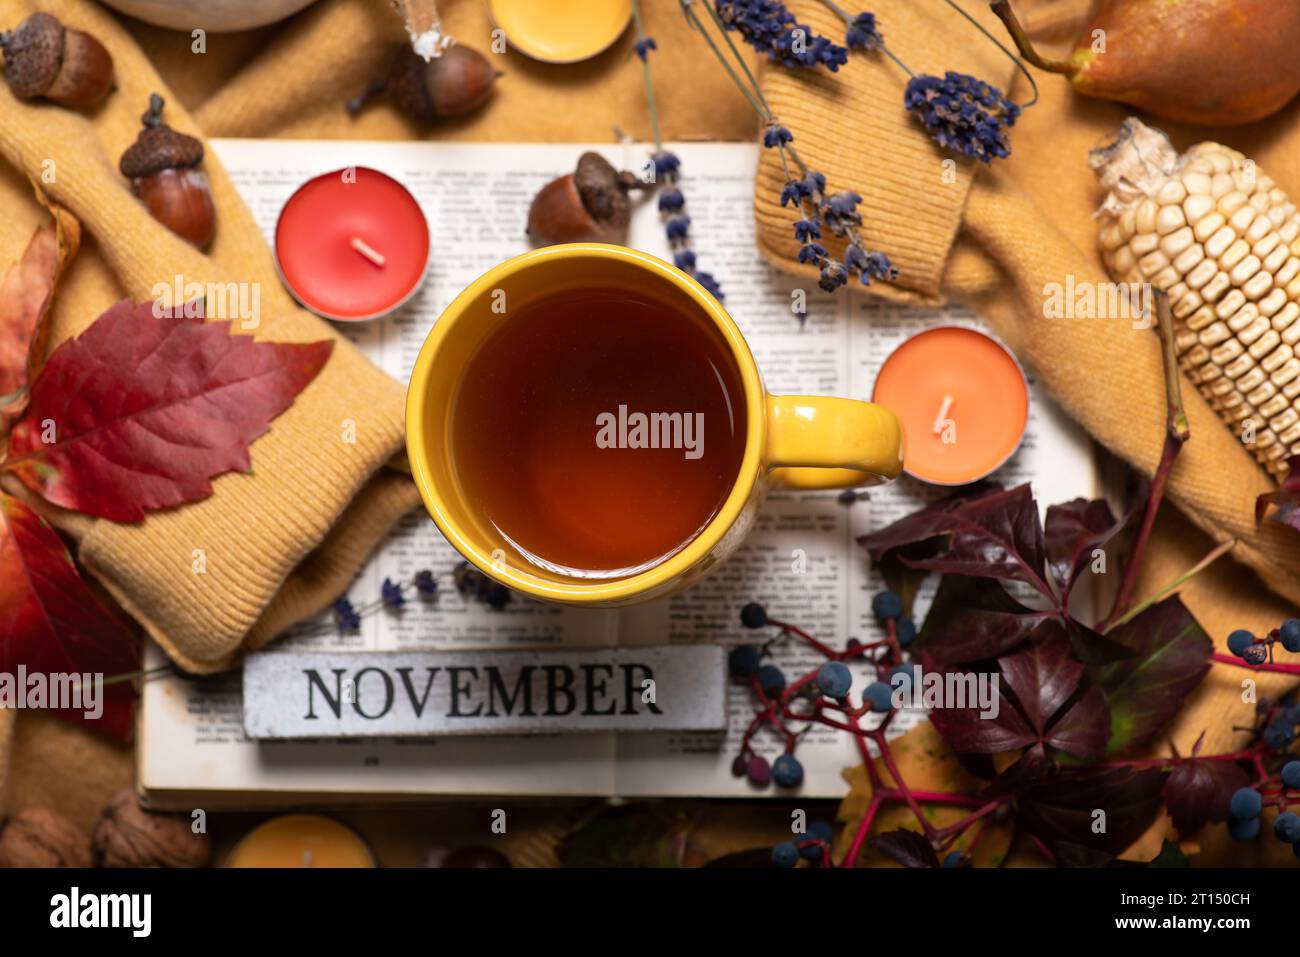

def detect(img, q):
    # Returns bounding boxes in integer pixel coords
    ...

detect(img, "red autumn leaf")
[0,491,137,740]
[0,197,80,431]
[3,300,333,521]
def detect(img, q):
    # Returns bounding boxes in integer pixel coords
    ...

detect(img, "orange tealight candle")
[226,815,375,868]
[871,326,1028,486]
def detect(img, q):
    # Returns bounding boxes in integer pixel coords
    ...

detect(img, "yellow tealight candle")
[488,0,633,63]
[226,815,375,868]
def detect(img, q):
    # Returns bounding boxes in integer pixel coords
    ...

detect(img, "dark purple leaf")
[926,625,1110,761]
[1148,840,1191,868]
[923,655,1037,755]
[1044,498,1116,595]
[917,574,1051,664]
[704,849,775,868]
[998,627,1085,734]
[982,742,1052,798]
[868,829,940,868]
[999,625,1110,760]
[859,482,1003,561]
[1045,682,1111,760]
[1018,767,1167,855]
[1256,455,1300,533]
[1054,843,1143,868]
[1162,758,1249,838]
[1055,838,1189,868]
[898,485,1053,597]
[1062,616,1132,666]
[1090,596,1213,756]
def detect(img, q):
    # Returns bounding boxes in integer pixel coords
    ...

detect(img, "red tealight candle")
[275,167,430,321]
[871,326,1029,486]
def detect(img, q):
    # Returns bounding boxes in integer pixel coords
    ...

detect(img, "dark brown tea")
[449,287,747,580]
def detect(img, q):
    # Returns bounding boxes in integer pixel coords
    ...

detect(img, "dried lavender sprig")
[771,139,896,297]
[817,0,1034,162]
[711,0,849,71]
[684,1,896,302]
[635,0,724,299]
[686,0,899,302]
[320,563,507,636]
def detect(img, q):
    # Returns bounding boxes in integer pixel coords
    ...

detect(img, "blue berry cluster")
[715,0,849,71]
[903,71,1020,164]
[1228,781,1300,858]
[873,589,916,648]
[772,818,835,867]
[729,591,918,794]
[1260,701,1300,752]
[652,151,724,300]
[1229,618,1300,667]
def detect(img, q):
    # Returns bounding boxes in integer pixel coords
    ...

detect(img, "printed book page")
[138,140,1097,806]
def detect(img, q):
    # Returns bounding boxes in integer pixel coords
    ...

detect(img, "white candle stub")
[932,394,954,434]
[349,236,387,268]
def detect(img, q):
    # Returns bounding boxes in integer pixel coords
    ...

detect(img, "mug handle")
[765,394,904,490]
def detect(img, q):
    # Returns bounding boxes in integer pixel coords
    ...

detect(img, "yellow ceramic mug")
[406,244,903,606]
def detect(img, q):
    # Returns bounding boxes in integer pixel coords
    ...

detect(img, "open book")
[138,140,1098,808]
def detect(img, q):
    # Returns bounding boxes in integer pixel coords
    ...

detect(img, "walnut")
[92,790,211,868]
[0,807,93,867]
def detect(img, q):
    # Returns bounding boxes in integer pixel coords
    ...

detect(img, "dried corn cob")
[1090,118,1300,479]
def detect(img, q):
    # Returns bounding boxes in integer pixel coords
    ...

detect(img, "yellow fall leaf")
[835,722,1014,868]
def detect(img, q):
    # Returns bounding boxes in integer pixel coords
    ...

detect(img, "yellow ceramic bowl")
[405,244,902,606]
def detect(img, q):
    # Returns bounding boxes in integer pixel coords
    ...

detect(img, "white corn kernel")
[1094,121,1300,477]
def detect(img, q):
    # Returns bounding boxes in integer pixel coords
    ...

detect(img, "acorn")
[347,44,499,122]
[0,11,113,108]
[119,93,215,249]
[527,152,650,246]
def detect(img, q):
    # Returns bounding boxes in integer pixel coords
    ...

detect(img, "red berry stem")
[841,794,882,867]
[1210,652,1300,675]
[767,617,840,658]
[1101,292,1189,630]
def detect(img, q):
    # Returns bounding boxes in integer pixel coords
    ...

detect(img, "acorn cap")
[119,93,204,179]
[383,48,436,123]
[0,12,65,100]
[573,151,630,230]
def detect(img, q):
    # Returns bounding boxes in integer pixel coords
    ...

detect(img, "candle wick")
[932,395,954,434]
[350,236,387,268]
